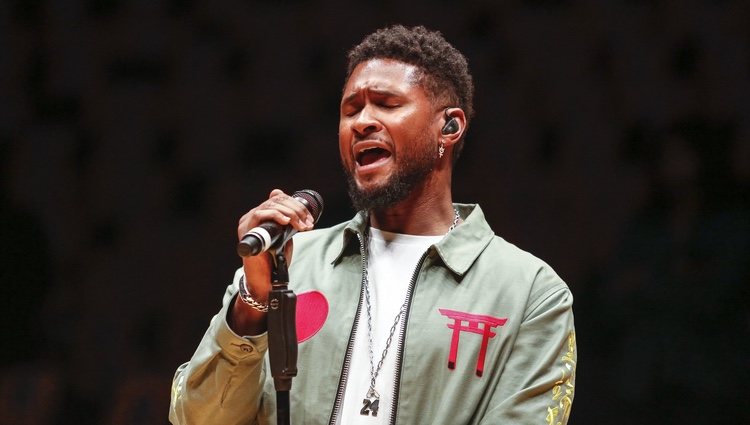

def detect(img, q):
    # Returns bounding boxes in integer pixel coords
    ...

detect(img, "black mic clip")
[267,249,297,391]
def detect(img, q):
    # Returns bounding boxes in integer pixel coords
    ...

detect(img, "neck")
[369,182,456,235]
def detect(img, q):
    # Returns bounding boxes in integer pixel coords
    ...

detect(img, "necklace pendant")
[360,389,380,417]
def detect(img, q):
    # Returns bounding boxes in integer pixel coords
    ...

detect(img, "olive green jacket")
[170,204,576,425]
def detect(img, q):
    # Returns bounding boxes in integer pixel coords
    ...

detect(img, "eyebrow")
[341,88,402,105]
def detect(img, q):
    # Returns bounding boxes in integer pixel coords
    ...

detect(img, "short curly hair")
[346,25,475,162]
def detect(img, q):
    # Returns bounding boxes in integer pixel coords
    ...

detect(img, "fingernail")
[306,216,314,227]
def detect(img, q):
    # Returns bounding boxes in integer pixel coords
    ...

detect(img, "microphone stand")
[267,248,297,425]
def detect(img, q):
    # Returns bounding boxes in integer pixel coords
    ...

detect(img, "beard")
[343,134,438,212]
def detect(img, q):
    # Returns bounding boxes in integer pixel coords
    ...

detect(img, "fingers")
[261,189,314,230]
[237,189,315,240]
[269,190,315,228]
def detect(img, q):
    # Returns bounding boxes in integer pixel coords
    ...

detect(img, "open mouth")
[357,146,392,166]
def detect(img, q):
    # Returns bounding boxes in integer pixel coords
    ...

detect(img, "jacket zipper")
[328,232,368,425]
[388,250,429,425]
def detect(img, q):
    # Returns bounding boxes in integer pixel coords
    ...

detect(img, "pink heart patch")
[296,291,329,343]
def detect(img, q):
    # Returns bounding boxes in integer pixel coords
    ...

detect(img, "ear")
[440,108,467,149]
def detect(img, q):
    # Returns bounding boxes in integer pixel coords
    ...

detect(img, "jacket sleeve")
[169,269,273,425]
[480,267,577,425]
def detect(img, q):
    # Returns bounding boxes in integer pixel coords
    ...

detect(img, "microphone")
[237,189,324,257]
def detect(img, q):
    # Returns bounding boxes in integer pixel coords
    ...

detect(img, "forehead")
[342,59,425,98]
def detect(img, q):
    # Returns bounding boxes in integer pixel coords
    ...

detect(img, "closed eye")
[341,105,361,117]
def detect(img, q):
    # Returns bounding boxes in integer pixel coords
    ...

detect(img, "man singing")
[170,25,576,425]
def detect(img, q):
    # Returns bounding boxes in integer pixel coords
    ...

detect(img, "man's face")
[339,59,439,211]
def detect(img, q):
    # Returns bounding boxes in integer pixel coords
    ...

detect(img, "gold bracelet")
[238,275,269,313]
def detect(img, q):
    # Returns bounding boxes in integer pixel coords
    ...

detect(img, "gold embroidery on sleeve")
[546,331,576,425]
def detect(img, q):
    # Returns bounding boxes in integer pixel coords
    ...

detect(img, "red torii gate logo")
[439,308,508,377]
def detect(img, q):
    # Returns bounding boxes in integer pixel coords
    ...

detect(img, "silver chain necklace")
[359,208,461,417]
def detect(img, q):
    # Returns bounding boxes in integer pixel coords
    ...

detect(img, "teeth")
[356,146,389,166]
[357,147,379,158]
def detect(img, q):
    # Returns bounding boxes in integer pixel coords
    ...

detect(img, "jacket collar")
[332,204,495,278]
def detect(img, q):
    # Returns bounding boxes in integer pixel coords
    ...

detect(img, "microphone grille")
[293,189,324,224]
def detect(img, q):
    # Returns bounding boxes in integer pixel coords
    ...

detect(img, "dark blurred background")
[1,0,748,424]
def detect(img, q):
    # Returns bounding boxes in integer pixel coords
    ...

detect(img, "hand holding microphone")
[237,189,324,257]
[231,189,323,335]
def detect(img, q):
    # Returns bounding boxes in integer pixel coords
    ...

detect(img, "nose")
[351,106,382,137]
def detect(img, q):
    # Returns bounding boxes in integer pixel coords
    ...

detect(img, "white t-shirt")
[336,228,443,424]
